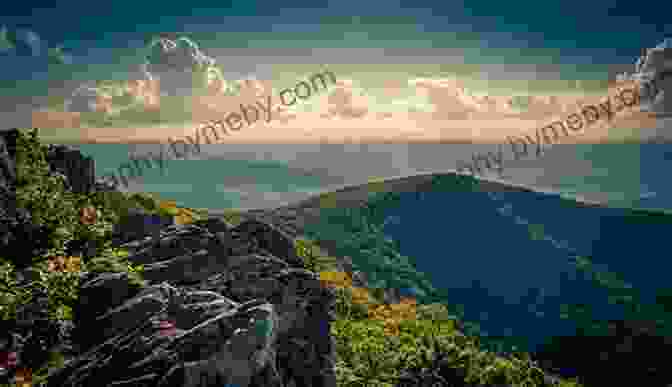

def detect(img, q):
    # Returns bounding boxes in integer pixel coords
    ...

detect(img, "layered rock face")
[0,132,337,387]
[0,129,17,189]
[50,219,337,387]
[44,144,96,194]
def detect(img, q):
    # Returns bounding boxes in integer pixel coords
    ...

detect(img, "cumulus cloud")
[403,77,571,120]
[408,78,478,119]
[146,36,214,71]
[322,79,370,119]
[64,79,161,117]
[190,76,279,123]
[620,38,672,116]
[33,33,670,144]
[48,34,232,127]
[14,29,42,56]
[140,35,226,98]
[65,83,100,113]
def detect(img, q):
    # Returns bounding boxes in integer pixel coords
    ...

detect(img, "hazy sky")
[1,0,669,141]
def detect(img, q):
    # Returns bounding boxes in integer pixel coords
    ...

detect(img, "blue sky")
[4,0,667,61]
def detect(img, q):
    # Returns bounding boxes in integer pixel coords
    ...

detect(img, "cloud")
[31,35,669,144]
[620,39,672,116]
[37,33,240,129]
[143,36,213,74]
[140,35,225,98]
[406,77,563,120]
[66,83,101,113]
[14,29,42,56]
[322,79,370,119]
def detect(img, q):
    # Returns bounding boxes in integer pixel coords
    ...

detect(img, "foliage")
[4,128,585,386]
[1,128,156,382]
[332,314,581,387]
[15,129,117,261]
[415,302,456,321]
[219,208,245,226]
[304,190,444,307]
[304,179,583,386]
[334,286,372,321]
[295,237,339,273]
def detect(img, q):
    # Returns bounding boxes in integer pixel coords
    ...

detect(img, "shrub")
[304,178,584,386]
[295,237,339,273]
[415,303,455,322]
[334,287,371,321]
[332,317,458,386]
[219,208,245,226]
[333,314,582,387]
[1,128,154,381]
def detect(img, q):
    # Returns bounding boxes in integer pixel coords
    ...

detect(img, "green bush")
[415,302,455,321]
[5,128,586,386]
[1,128,158,382]
[295,237,339,273]
[332,315,582,387]
[333,286,372,321]
[303,182,584,386]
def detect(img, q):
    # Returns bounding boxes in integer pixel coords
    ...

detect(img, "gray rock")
[45,144,96,194]
[0,129,17,188]
[233,219,304,268]
[54,219,336,387]
[6,129,337,387]
[126,226,223,265]
[112,207,174,246]
[73,272,146,352]
[49,289,283,387]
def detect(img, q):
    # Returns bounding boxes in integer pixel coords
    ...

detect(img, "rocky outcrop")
[0,134,337,387]
[0,129,17,188]
[62,219,335,386]
[0,129,17,234]
[44,144,96,194]
[111,207,175,246]
[48,219,337,387]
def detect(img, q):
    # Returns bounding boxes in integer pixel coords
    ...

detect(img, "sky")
[1,0,670,143]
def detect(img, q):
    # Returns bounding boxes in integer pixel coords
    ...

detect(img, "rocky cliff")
[48,219,337,387]
[0,128,337,387]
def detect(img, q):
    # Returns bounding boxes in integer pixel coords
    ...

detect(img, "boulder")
[112,207,174,246]
[49,285,283,387]
[0,129,17,188]
[53,219,337,387]
[233,219,304,268]
[45,144,96,194]
[4,130,338,387]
